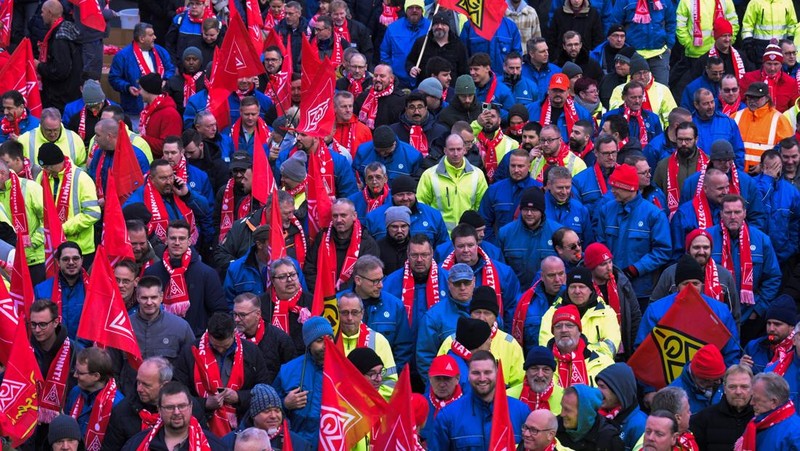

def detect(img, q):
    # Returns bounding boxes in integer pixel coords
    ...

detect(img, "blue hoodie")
[596,363,648,450]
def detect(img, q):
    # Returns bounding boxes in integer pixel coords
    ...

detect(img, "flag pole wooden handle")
[413,3,441,76]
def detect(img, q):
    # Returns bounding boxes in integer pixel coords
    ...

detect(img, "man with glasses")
[529,125,586,184]
[232,293,296,383]
[520,409,560,450]
[388,93,448,163]
[340,294,398,399]
[310,16,347,63]
[260,257,312,355]
[182,128,229,198]
[552,228,582,272]
[34,242,90,342]
[528,73,592,143]
[335,53,372,97]
[719,74,745,115]
[21,108,86,168]
[653,122,707,217]
[573,135,619,214]
[164,0,206,66]
[122,382,226,449]
[114,260,140,312]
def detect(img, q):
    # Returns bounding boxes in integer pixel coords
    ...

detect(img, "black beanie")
[138,73,163,95]
[456,316,492,350]
[459,210,486,228]
[37,142,65,166]
[391,175,417,194]
[566,267,595,292]
[675,254,705,284]
[519,187,545,212]
[469,285,499,317]
[347,347,384,375]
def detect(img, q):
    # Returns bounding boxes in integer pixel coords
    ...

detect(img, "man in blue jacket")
[461,17,524,75]
[429,350,530,449]
[691,89,746,168]
[480,148,541,244]
[611,0,676,85]
[87,118,151,198]
[514,256,566,354]
[108,22,175,118]
[0,90,40,143]
[161,136,214,209]
[469,53,516,119]
[388,92,449,159]
[527,74,593,142]
[742,295,797,375]
[680,59,724,114]
[379,0,429,88]
[669,344,726,414]
[352,125,423,183]
[522,38,562,103]
[743,373,800,447]
[275,132,358,199]
[544,166,593,244]
[34,242,88,343]
[596,363,647,450]
[572,135,619,216]
[600,81,663,147]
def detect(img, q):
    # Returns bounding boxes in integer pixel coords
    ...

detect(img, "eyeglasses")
[722,87,739,93]
[60,256,82,262]
[29,319,56,329]
[231,310,259,320]
[406,104,426,111]
[521,425,553,435]
[160,403,191,412]
[366,368,387,379]
[356,274,384,286]
[566,241,582,251]
[340,309,363,317]
[408,252,432,260]
[540,137,560,144]
[272,272,298,282]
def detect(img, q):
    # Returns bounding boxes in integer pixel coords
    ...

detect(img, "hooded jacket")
[556,384,624,451]
[596,363,647,450]
[669,363,724,413]
[479,175,542,244]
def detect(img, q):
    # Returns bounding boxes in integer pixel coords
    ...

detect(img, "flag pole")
[413,4,441,78]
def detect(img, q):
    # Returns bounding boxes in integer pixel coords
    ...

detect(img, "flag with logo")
[9,237,33,324]
[0,281,19,364]
[41,173,66,280]
[0,0,12,48]
[77,245,143,369]
[262,30,293,114]
[371,368,416,450]
[437,0,506,41]
[0,319,42,447]
[628,284,732,388]
[101,172,135,265]
[489,363,515,450]
[319,336,387,451]
[0,38,42,117]
[311,241,340,340]
[297,36,335,138]
[68,0,105,31]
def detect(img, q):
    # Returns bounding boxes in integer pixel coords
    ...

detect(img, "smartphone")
[482,102,491,111]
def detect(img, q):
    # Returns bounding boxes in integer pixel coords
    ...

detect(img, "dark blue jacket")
[87,147,151,196]
[416,296,471,379]
[443,259,520,331]
[108,44,176,115]
[383,265,449,339]
[680,74,720,113]
[222,247,305,305]
[500,74,539,106]
[360,291,414,369]
[498,217,562,290]
[479,175,542,245]
[65,385,125,436]
[182,89,273,129]
[347,188,392,220]
[0,112,39,143]
[766,356,800,415]
[352,139,423,183]
[272,354,323,448]
[460,18,523,74]
[34,274,87,343]
[601,107,663,146]
[380,17,431,88]
[692,111,746,169]
[527,99,593,142]
[572,164,614,215]
[753,174,800,263]
[365,201,449,247]
[516,283,564,355]
[743,336,774,375]
[642,132,676,172]
[475,73,517,119]
[521,56,561,103]
[681,169,768,230]
[611,0,676,51]
[669,363,724,414]
[544,191,593,244]
[124,184,213,244]
[276,146,358,199]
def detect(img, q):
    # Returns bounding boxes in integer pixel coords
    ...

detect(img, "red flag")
[0,0,12,48]
[0,38,42,117]
[438,0,506,41]
[297,36,335,138]
[112,120,144,201]
[372,369,415,450]
[9,237,33,324]
[241,0,264,52]
[306,151,332,241]
[0,281,19,364]
[262,31,292,113]
[0,319,42,447]
[268,190,286,261]
[311,244,340,339]
[101,172,135,265]
[77,245,143,369]
[211,11,264,92]
[41,174,66,280]
[251,124,275,205]
[628,284,732,389]
[206,47,232,130]
[489,363,516,451]
[319,336,387,451]
[68,0,105,31]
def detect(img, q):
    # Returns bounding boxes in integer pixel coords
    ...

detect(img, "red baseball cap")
[549,73,570,91]
[429,355,459,377]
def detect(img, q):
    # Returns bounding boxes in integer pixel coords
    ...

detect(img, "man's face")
[448,278,475,302]
[51,437,80,451]
[746,93,769,111]
[408,242,433,275]
[335,96,354,121]
[504,57,523,78]
[469,64,491,85]
[688,235,712,266]
[642,416,677,451]
[41,118,62,143]
[695,92,716,119]
[540,259,566,295]
[284,6,300,26]
[597,379,620,409]
[567,283,592,306]
[74,360,100,391]
[308,336,327,364]
[313,20,332,40]
[554,321,579,351]
[538,129,561,156]
[392,191,416,208]
[547,177,571,204]
[766,319,793,343]
[556,231,582,264]
[479,109,501,134]
[387,221,409,241]
[138,27,156,50]
[195,115,217,139]
[430,375,459,399]
[471,308,497,327]
[0,154,22,174]
[166,227,190,258]
[183,54,201,73]
[348,56,367,81]
[405,5,423,24]
[253,407,283,432]
[331,203,356,234]
[720,78,740,104]
[724,372,753,410]
[233,299,262,336]
[115,266,138,300]
[635,160,651,188]
[136,362,164,405]
[595,142,618,170]
[184,140,203,159]
[364,364,384,390]
[785,43,799,66]
[435,70,452,89]
[677,397,691,432]
[444,136,466,167]
[592,259,614,283]
[2,99,23,122]
[201,27,219,44]
[30,309,59,344]
[721,200,746,232]
[457,94,475,108]
[548,88,567,108]
[611,186,637,204]
[373,66,392,92]
[608,31,625,49]
[137,285,163,319]
[453,236,478,266]
[162,143,183,167]
[624,86,644,111]
[364,168,387,194]
[675,128,697,157]
[526,365,554,393]
[468,359,496,398]
[58,248,82,277]
[263,50,282,75]
[339,295,364,335]
[763,60,782,76]
[432,20,449,40]
[615,60,630,77]
[405,99,428,124]
[159,392,192,431]
[563,36,581,59]
[715,33,732,51]
[508,154,531,181]
[706,63,725,83]
[354,266,384,299]
[240,104,260,129]
[271,262,299,299]
[521,130,539,151]
[128,229,149,262]
[782,145,800,173]
[751,380,779,415]
[151,165,175,195]
[331,7,347,26]
[704,173,730,204]
[531,42,549,65]
[568,126,589,152]
[560,392,579,429]
[291,79,302,104]
[521,412,557,451]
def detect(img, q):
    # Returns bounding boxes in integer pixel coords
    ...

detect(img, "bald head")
[96,118,119,137]
[43,0,63,15]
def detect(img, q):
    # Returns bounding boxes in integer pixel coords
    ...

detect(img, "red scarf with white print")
[218,178,252,244]
[362,184,389,213]
[143,177,197,244]
[54,157,75,223]
[477,129,504,182]
[442,247,503,315]
[519,380,554,411]
[595,275,621,326]
[321,220,362,290]
[133,43,164,76]
[347,75,364,97]
[271,287,304,333]
[69,378,118,451]
[379,4,400,25]
[540,96,579,135]
[0,110,26,137]
[358,80,394,128]
[239,318,266,344]
[7,172,30,247]
[408,125,429,157]
[231,116,269,152]
[136,417,210,451]
[139,94,168,137]
[676,432,700,451]
[401,258,440,325]
[711,45,745,81]
[737,401,796,451]
[768,330,796,376]
[19,157,33,180]
[693,0,724,45]
[632,0,663,24]
[552,339,588,387]
[624,106,649,145]
[593,163,612,194]
[162,248,192,317]
[667,150,708,217]
[182,71,204,107]
[192,332,245,437]
[429,384,462,417]
[38,337,71,423]
[290,216,307,267]
[512,281,540,347]
[721,221,755,305]
[722,96,742,115]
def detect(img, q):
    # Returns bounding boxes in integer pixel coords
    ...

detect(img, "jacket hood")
[152,95,178,112]
[569,384,603,440]
[596,363,638,409]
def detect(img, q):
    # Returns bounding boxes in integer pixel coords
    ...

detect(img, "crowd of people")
[3,0,800,447]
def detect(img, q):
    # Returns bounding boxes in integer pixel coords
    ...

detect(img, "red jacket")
[141,95,182,158]
[740,70,799,113]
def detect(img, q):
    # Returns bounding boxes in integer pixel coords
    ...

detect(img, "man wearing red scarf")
[36,0,82,112]
[650,386,699,451]
[698,19,746,82]
[215,151,255,244]
[604,81,662,146]
[355,64,406,129]
[530,125,587,183]
[335,53,373,97]
[742,295,797,375]
[0,91,39,143]
[349,162,390,219]
[388,92,449,160]
[670,168,728,258]
[653,122,708,217]
[719,75,745,115]
[519,346,564,414]
[138,73,182,158]
[165,47,205,113]
[333,91,372,159]
[0,157,45,283]
[550,305,614,388]
[423,355,462,427]
[474,104,518,182]
[520,410,561,451]
[735,373,800,450]
[741,41,799,113]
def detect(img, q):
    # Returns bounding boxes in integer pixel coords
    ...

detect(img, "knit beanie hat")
[281,150,308,182]
[675,254,705,284]
[562,62,583,79]
[566,267,595,291]
[519,187,545,212]
[182,46,203,64]
[302,316,333,348]
[372,125,396,149]
[583,243,612,270]
[713,18,733,39]
[508,103,530,122]
[524,346,556,370]
[123,202,152,224]
[248,384,283,418]
[690,344,726,379]
[391,175,417,194]
[138,73,163,95]
[82,79,106,104]
[684,229,713,253]
[347,347,384,374]
[766,294,798,326]
[552,304,582,331]
[709,139,735,161]
[384,206,411,226]
[614,47,636,65]
[37,142,65,166]
[455,316,491,350]
[48,415,82,445]
[629,54,649,74]
[417,77,443,99]
[459,210,486,228]
[469,286,499,317]
[609,164,639,191]
[764,40,784,63]
[455,74,476,95]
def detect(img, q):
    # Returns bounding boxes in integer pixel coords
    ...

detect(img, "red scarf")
[712,47,745,82]
[442,247,503,314]
[693,0,724,45]
[484,74,498,103]
[93,150,109,201]
[721,222,755,305]
[668,150,708,217]
[553,340,588,387]
[593,163,612,194]
[705,259,724,302]
[379,4,400,26]
[632,0,663,23]
[70,378,118,451]
[358,80,394,128]
[347,75,365,97]
[39,17,64,63]
[763,70,781,105]
[408,125,429,157]
[263,10,284,30]
[540,96,579,135]
[624,106,649,145]
[400,259,440,325]
[354,322,371,348]
[7,172,31,247]
[599,405,622,419]
[241,318,266,344]
[538,143,572,183]
[768,331,796,376]
[675,432,699,451]
[19,157,33,180]
[519,380,554,411]
[429,385,462,417]
[139,94,168,137]
[301,142,335,200]
[192,332,245,437]
[143,178,197,244]
[133,43,164,76]
[512,282,539,347]
[173,157,188,184]
[138,409,160,430]
[232,117,269,152]
[722,97,743,115]
[78,104,104,141]
[596,275,621,326]
[39,337,71,423]
[285,178,307,197]
[51,270,90,314]
[362,184,389,213]
[0,110,25,137]
[450,339,473,361]
[162,248,192,317]
[182,71,204,107]
[738,401,796,451]
[334,21,351,42]
[135,417,211,451]
[218,179,252,244]
[55,158,75,223]
[321,220,362,290]
[477,130,504,182]
[271,288,304,332]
